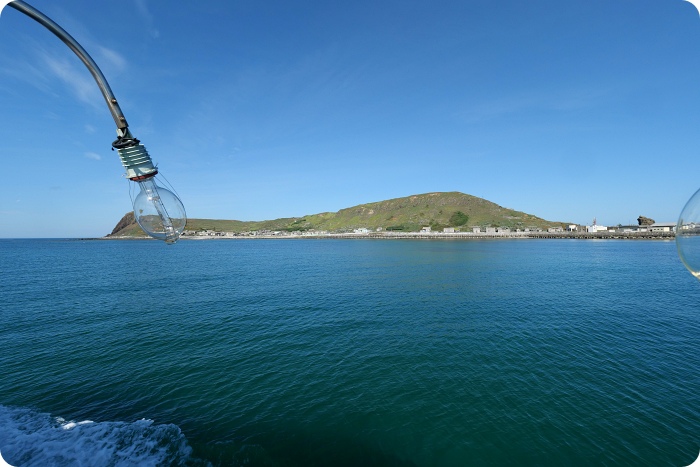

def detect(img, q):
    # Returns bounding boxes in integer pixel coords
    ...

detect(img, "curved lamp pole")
[7,1,186,243]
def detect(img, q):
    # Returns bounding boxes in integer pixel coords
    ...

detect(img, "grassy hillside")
[108,191,568,237]
[299,191,562,232]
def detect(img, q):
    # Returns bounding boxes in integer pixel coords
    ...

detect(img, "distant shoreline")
[102,231,676,241]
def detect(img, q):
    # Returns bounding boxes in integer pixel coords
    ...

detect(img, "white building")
[420,226,432,233]
[586,225,608,233]
[649,223,676,232]
[585,217,607,233]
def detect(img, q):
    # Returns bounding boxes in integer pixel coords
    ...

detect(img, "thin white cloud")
[40,51,102,108]
[458,87,611,124]
[84,124,96,134]
[133,0,160,39]
[0,40,56,96]
[0,13,128,106]
[460,95,539,123]
[49,7,131,74]
[97,46,127,72]
[84,152,102,160]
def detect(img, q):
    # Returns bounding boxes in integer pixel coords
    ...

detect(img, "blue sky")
[1,0,700,237]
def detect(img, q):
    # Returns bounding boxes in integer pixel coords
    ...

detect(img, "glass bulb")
[677,186,700,279]
[132,177,186,244]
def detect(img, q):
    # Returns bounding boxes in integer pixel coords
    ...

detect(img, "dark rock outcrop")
[637,215,655,226]
[109,211,136,236]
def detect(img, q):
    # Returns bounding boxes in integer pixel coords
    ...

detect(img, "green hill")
[108,191,568,237]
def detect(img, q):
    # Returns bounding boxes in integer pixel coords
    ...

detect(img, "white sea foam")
[0,405,193,466]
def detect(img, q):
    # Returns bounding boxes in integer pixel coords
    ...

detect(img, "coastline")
[102,231,676,241]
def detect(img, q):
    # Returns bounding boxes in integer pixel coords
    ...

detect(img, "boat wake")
[0,405,195,466]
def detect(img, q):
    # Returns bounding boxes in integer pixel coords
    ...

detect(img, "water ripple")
[1,239,700,465]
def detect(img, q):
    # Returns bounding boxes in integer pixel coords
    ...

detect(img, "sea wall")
[179,231,676,240]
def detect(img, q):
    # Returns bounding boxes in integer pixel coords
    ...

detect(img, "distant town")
[180,219,678,240]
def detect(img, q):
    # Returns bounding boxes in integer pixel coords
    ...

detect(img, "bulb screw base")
[112,129,157,180]
[116,143,157,180]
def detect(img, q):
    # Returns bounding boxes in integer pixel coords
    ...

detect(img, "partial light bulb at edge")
[132,176,186,244]
[677,186,700,279]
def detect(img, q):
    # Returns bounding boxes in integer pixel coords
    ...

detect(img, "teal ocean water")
[1,238,699,466]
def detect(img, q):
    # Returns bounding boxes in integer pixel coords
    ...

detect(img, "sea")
[0,238,699,466]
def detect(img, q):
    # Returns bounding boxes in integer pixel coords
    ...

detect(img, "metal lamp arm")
[8,0,129,131]
[5,1,186,244]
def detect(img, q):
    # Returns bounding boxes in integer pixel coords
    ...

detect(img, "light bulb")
[114,131,186,244]
[677,187,700,279]
[132,176,186,244]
